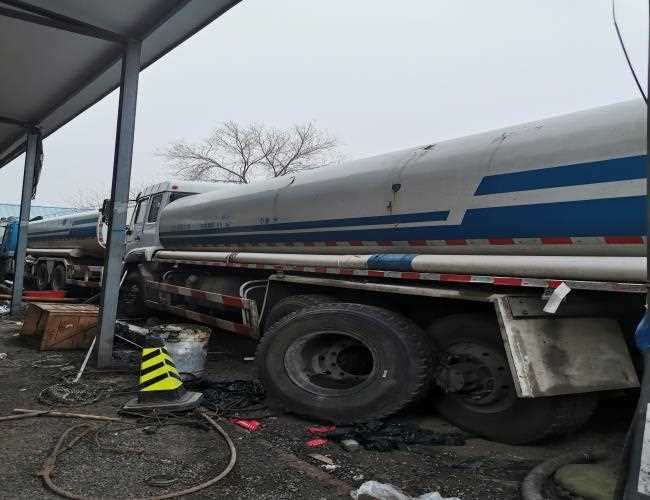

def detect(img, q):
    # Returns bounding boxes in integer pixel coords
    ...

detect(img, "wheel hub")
[436,342,513,409]
[285,332,376,396]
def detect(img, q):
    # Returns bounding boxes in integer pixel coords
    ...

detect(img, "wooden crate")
[21,303,98,350]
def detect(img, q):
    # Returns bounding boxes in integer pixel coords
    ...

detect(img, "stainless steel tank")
[158,99,646,265]
[27,211,103,258]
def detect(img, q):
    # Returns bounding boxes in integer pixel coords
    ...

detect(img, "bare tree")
[64,180,151,210]
[159,121,341,184]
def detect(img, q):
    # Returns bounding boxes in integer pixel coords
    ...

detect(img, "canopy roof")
[0,0,241,168]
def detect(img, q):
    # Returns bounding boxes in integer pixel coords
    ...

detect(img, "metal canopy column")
[96,40,141,368]
[10,129,39,313]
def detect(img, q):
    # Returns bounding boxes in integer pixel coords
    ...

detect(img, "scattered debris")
[309,424,337,434]
[307,438,329,447]
[190,378,267,417]
[351,481,460,500]
[325,421,465,452]
[0,352,7,360]
[341,438,361,452]
[230,418,261,431]
[353,474,365,482]
[309,453,335,465]
[0,303,9,316]
[322,464,340,472]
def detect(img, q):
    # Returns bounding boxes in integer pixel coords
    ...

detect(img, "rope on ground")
[36,410,236,500]
[32,354,73,369]
[38,376,138,407]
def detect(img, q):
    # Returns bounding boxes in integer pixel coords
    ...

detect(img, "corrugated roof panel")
[0,0,242,168]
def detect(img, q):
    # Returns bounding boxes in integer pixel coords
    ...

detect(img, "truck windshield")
[169,192,196,204]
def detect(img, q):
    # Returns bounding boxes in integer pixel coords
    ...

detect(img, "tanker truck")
[120,99,644,444]
[5,181,219,291]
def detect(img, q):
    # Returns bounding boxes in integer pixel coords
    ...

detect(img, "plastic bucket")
[155,324,211,380]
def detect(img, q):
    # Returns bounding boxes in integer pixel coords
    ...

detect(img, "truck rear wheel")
[50,264,66,291]
[35,262,50,291]
[257,303,432,423]
[428,314,598,444]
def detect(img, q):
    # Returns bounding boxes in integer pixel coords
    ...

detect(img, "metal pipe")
[155,250,370,269]
[154,250,646,283]
[25,248,83,258]
[410,254,645,282]
[11,130,38,313]
[95,41,141,368]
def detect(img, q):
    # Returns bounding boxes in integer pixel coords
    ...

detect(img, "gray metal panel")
[0,0,242,167]
[494,296,639,397]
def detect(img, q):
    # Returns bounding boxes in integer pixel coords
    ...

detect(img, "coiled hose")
[521,451,601,500]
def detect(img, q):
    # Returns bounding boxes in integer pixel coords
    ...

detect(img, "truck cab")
[0,218,18,281]
[126,181,221,256]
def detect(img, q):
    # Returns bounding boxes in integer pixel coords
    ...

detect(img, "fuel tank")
[158,99,646,259]
[27,211,103,259]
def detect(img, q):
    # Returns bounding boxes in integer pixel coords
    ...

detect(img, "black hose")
[521,451,600,500]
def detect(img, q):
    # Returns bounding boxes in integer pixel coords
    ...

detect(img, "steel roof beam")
[0,116,31,127]
[0,2,126,43]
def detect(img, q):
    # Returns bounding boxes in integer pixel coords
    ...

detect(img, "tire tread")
[257,303,432,423]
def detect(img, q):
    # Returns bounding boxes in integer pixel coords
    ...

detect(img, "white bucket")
[155,324,211,380]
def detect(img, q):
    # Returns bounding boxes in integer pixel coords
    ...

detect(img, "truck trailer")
[0,181,219,292]
[117,98,647,444]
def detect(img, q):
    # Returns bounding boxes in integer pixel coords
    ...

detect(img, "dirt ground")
[0,315,634,500]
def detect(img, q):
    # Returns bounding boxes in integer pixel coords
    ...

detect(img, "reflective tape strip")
[146,281,246,308]
[153,259,645,293]
[138,348,182,391]
[140,371,183,391]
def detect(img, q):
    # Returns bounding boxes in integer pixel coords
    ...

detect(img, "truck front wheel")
[429,314,598,444]
[118,271,147,319]
[257,303,432,423]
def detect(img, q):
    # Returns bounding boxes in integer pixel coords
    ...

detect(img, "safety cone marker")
[123,341,202,412]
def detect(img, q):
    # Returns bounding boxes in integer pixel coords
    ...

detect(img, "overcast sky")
[0,0,647,205]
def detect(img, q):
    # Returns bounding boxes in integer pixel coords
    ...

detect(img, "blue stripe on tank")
[474,155,645,195]
[29,226,96,240]
[367,254,417,271]
[158,196,646,245]
[162,209,450,237]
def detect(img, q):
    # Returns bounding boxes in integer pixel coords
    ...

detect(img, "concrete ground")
[0,315,634,500]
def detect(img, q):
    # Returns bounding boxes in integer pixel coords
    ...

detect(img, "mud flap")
[493,296,639,397]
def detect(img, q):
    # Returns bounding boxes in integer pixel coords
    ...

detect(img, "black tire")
[35,262,50,291]
[429,314,598,444]
[50,264,67,291]
[118,271,147,318]
[264,294,339,330]
[257,303,432,423]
